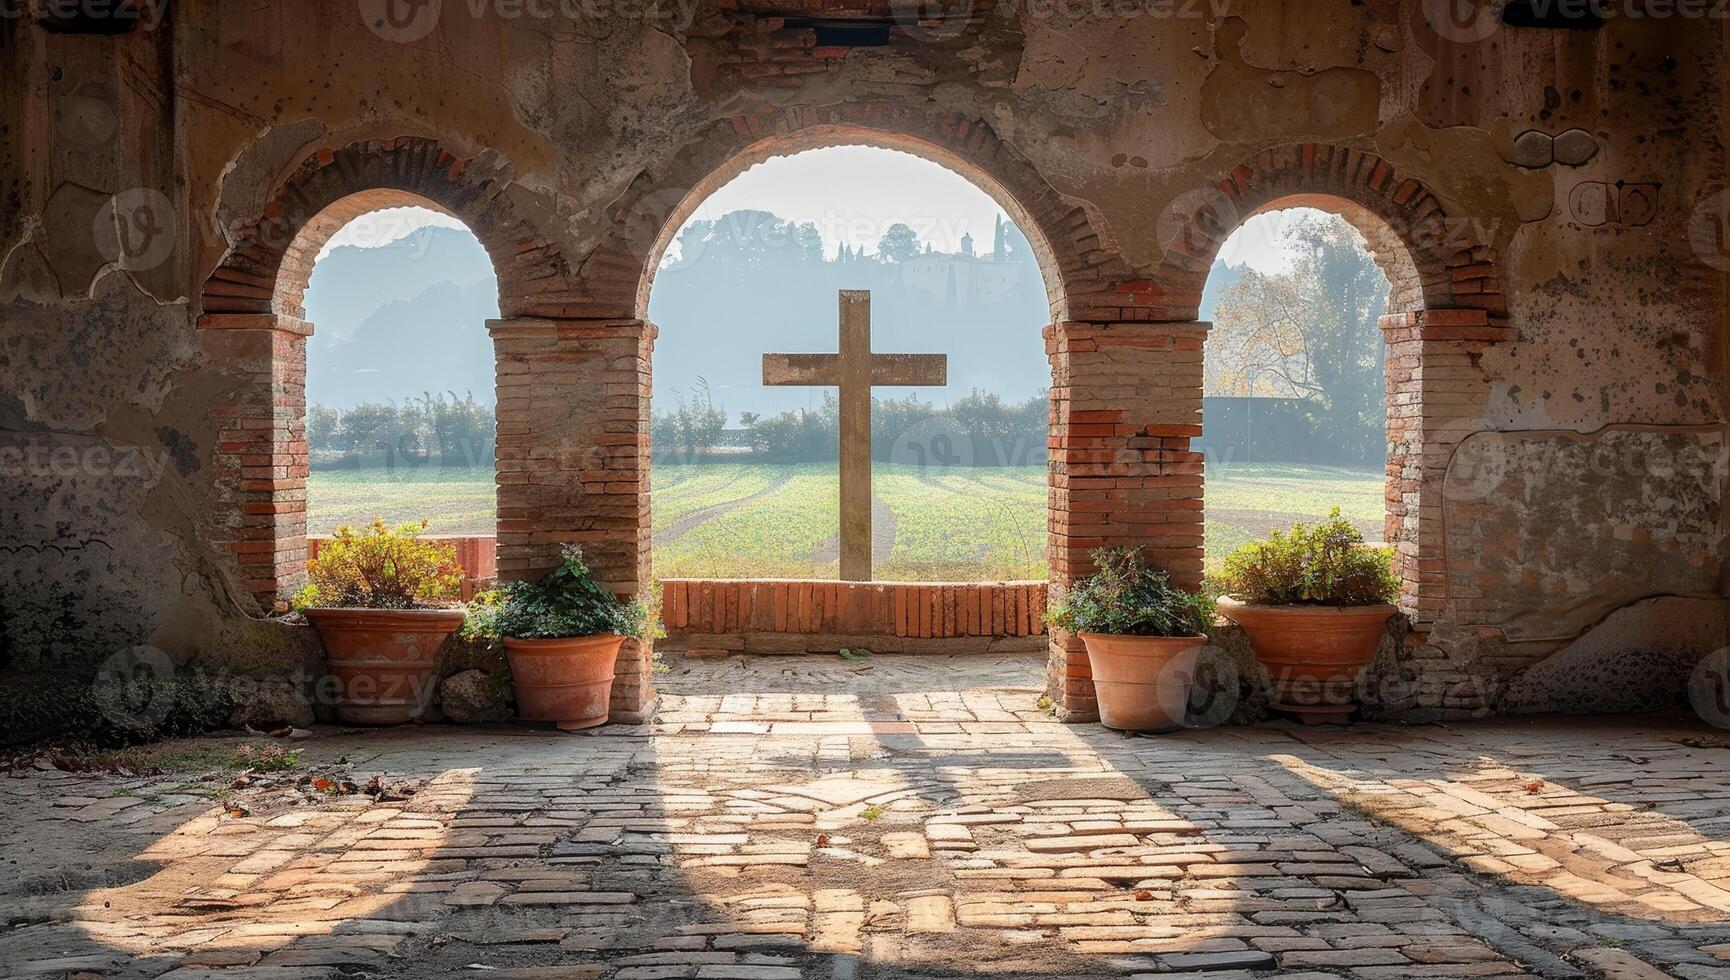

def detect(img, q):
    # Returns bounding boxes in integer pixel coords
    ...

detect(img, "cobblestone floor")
[4,652,1730,979]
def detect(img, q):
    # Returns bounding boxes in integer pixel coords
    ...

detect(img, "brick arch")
[1160,142,1513,626]
[196,136,575,612]
[1155,143,1506,321]
[200,137,574,320]
[592,104,1136,324]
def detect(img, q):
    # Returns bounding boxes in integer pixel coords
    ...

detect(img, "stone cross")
[763,290,947,582]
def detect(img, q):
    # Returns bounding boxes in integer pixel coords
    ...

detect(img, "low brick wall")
[660,579,1048,655]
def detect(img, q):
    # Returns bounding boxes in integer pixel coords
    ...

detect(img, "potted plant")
[1045,547,1215,733]
[465,544,653,731]
[1214,509,1401,724]
[295,519,465,726]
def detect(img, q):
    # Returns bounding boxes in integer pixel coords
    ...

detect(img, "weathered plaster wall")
[1,1,1725,723]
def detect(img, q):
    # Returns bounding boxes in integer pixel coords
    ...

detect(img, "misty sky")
[318,146,1297,271]
[304,147,1308,413]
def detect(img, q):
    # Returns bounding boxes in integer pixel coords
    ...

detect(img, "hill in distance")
[304,218,1242,417]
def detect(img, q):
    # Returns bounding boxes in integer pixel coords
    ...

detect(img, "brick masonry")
[203,138,582,321]
[660,578,1048,655]
[199,134,1517,728]
[606,103,1140,324]
[1381,307,1512,623]
[1044,320,1207,723]
[491,316,658,722]
[1155,143,1508,324]
[198,312,312,611]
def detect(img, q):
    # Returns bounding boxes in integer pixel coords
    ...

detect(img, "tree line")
[306,392,494,468]
[653,382,1048,466]
[306,387,1050,470]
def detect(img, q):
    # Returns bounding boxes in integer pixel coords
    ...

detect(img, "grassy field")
[307,461,1383,580]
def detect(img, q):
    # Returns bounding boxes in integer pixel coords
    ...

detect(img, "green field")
[307,461,1383,580]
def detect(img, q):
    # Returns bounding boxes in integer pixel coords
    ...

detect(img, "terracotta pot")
[505,635,625,731]
[303,607,464,726]
[1078,632,1208,733]
[1217,598,1396,724]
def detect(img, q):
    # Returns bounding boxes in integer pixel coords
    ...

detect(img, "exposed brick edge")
[198,313,310,611]
[662,579,1048,642]
[200,137,576,320]
[1152,142,1507,324]
[1381,308,1514,624]
[595,102,1138,324]
[1043,319,1206,724]
[491,316,657,720]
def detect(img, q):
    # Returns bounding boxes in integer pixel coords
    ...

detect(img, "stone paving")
[4,652,1730,979]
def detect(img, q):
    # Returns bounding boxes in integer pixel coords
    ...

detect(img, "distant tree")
[676,210,809,270]
[791,221,824,262]
[1209,213,1388,463]
[307,393,493,468]
[307,404,342,452]
[742,395,840,461]
[876,223,921,263]
[652,378,728,462]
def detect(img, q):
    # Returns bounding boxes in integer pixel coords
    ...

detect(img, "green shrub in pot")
[1045,548,1214,733]
[464,545,654,731]
[1214,509,1400,724]
[293,519,466,726]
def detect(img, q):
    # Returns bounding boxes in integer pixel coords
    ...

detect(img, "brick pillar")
[1381,308,1509,624]
[1044,320,1207,722]
[491,317,657,722]
[199,313,310,613]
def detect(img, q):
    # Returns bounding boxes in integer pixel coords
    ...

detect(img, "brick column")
[1044,320,1207,722]
[1381,308,1510,624]
[491,317,657,722]
[199,313,311,612]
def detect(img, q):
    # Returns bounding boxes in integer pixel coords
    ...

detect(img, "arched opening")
[1200,206,1395,568]
[634,126,1070,324]
[199,137,551,613]
[1155,145,1513,624]
[642,145,1054,587]
[298,203,501,591]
